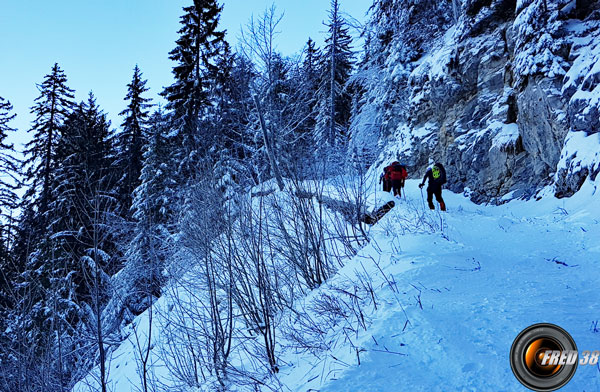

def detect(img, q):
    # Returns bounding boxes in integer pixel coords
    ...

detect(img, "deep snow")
[73,177,600,392]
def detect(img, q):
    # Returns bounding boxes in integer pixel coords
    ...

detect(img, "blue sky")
[0,0,369,149]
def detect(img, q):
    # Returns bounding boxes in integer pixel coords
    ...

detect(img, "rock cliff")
[351,0,600,203]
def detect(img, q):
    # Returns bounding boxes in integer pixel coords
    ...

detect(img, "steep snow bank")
[73,174,600,391]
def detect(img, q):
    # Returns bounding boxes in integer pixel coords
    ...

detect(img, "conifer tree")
[116,65,152,218]
[11,65,78,277]
[49,93,117,289]
[7,65,76,388]
[24,63,75,211]
[126,109,176,311]
[136,109,176,235]
[212,54,257,188]
[206,44,249,188]
[0,97,20,391]
[303,38,321,101]
[0,96,20,349]
[161,0,227,175]
[0,97,20,232]
[294,38,322,158]
[208,43,234,152]
[11,93,115,391]
[43,94,117,389]
[315,0,354,148]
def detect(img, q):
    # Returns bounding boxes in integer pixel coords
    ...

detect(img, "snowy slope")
[274,179,600,392]
[73,177,600,391]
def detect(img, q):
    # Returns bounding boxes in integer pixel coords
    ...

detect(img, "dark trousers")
[383,179,391,192]
[392,180,403,196]
[427,186,446,210]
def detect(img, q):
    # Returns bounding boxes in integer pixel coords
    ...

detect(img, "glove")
[418,183,424,189]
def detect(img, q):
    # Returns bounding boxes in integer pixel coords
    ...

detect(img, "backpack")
[383,165,392,180]
[432,163,446,184]
[391,162,407,180]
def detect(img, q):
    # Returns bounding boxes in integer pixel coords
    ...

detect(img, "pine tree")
[21,94,114,367]
[11,93,116,391]
[11,64,76,279]
[315,0,354,148]
[41,94,117,388]
[133,109,175,239]
[213,54,257,189]
[293,38,322,159]
[0,98,21,377]
[206,45,249,189]
[265,53,310,167]
[13,63,74,321]
[303,38,321,100]
[207,42,235,153]
[225,56,255,158]
[24,63,75,212]
[116,65,152,219]
[6,65,76,388]
[0,97,20,234]
[0,98,19,386]
[50,93,117,289]
[161,0,227,175]
[267,54,292,116]
[126,109,176,313]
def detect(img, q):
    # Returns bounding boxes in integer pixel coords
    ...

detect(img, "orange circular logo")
[510,323,578,391]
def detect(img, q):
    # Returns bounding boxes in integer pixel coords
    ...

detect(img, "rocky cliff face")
[351,0,600,203]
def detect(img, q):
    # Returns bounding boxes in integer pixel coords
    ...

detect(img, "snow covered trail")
[308,180,600,392]
[72,179,600,392]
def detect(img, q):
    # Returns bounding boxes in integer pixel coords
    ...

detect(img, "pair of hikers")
[380,161,407,197]
[380,161,447,211]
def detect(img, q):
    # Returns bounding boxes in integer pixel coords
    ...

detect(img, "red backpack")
[390,163,407,181]
[383,165,393,181]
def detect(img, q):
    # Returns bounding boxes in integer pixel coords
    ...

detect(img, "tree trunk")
[329,0,338,146]
[92,196,108,392]
[42,83,57,212]
[253,94,285,191]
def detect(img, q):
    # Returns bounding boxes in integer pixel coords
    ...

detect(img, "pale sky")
[0,0,370,150]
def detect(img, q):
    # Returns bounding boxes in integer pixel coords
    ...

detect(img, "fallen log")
[362,200,395,225]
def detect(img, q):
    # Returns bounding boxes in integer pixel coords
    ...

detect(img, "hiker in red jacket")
[389,162,408,197]
[380,165,392,192]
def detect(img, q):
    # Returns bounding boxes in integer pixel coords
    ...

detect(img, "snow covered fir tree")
[0,0,599,391]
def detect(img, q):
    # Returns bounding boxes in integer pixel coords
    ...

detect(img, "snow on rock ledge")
[554,131,600,197]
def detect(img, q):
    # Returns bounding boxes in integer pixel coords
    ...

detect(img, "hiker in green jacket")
[419,163,447,211]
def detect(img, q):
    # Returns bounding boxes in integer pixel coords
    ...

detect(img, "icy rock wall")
[354,0,600,202]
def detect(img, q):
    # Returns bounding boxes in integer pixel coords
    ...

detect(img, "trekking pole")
[419,187,426,210]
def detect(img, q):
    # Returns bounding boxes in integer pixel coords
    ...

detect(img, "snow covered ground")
[73,177,600,392]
